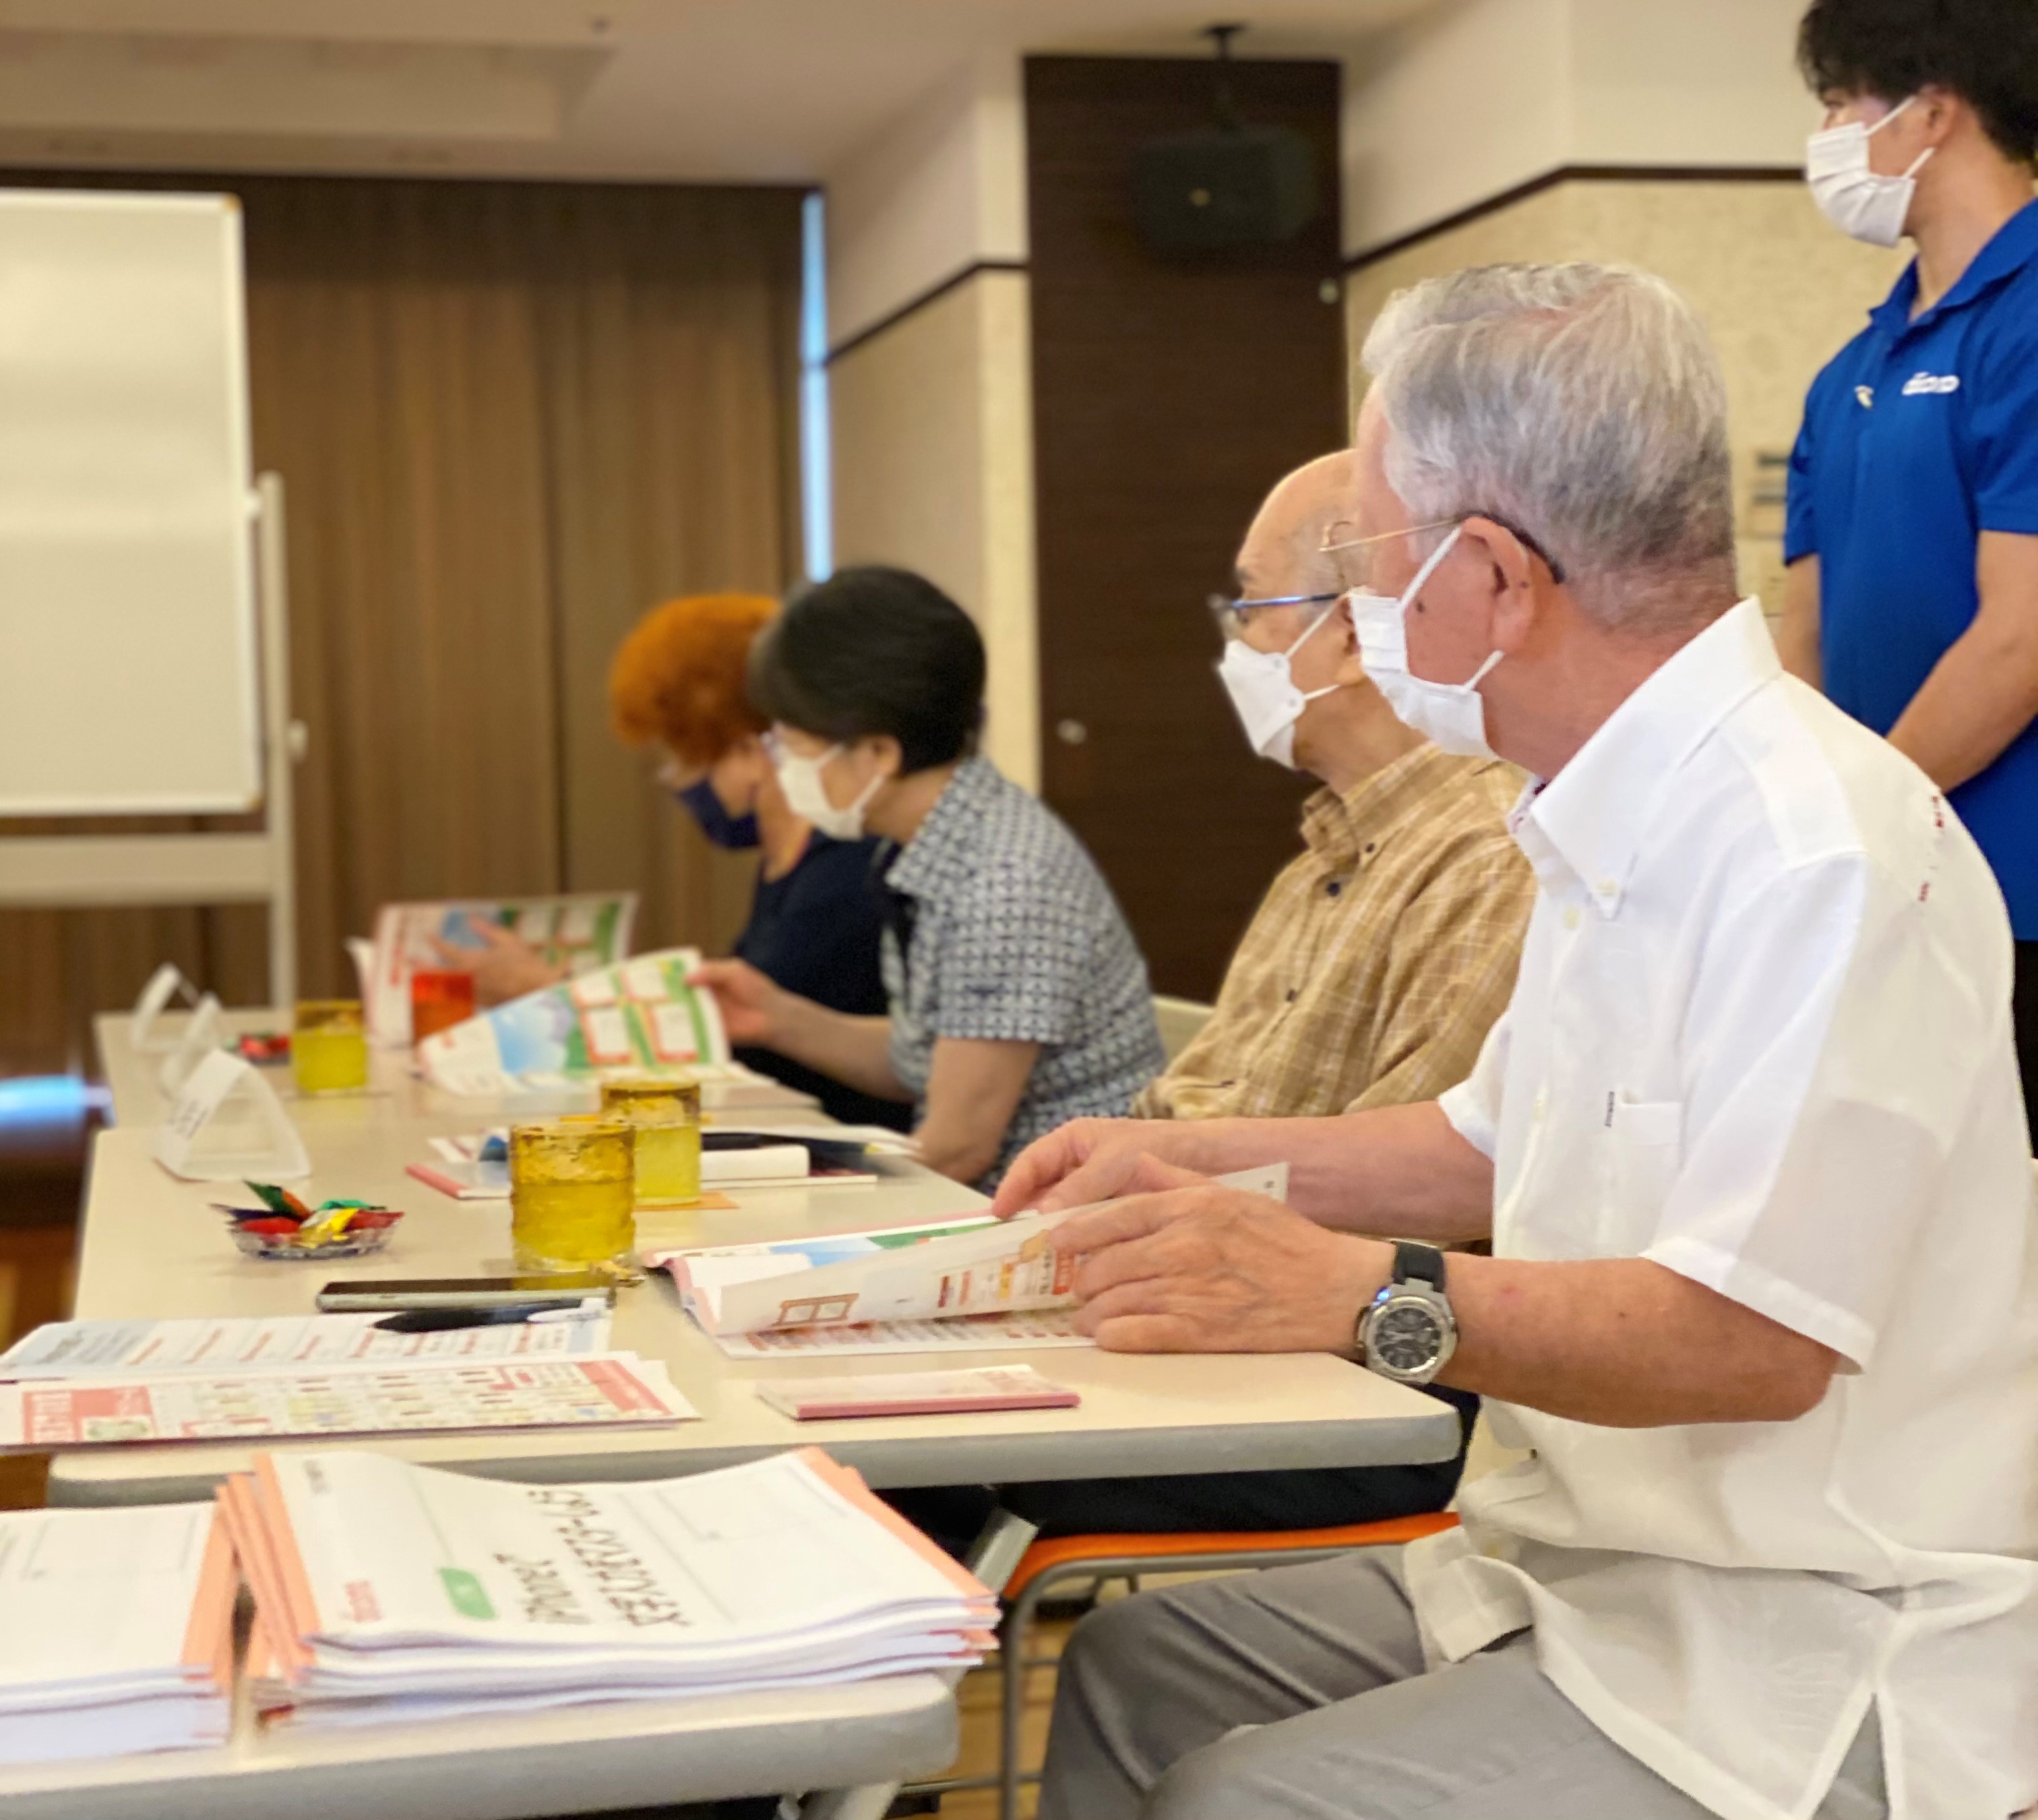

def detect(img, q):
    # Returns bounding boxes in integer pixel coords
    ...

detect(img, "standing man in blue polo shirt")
[1783,0,2038,1147]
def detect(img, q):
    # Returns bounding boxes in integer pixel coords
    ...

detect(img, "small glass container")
[600,1076,703,1207]
[410,968,476,1043]
[510,1116,636,1270]
[292,999,369,1095]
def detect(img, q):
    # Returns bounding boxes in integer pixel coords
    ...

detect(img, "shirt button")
[1564,906,1581,931]
[1326,880,1342,897]
[1532,1090,1548,1122]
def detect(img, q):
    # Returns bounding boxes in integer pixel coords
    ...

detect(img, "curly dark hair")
[1798,0,2038,163]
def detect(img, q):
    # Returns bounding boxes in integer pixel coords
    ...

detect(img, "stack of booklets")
[220,1446,995,1728]
[0,1502,235,1763]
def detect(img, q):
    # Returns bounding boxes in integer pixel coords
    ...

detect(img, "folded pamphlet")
[408,1128,881,1201]
[421,1060,821,1114]
[756,1365,1081,1420]
[364,894,637,1045]
[220,1446,995,1728]
[648,1164,1289,1348]
[0,1501,235,1764]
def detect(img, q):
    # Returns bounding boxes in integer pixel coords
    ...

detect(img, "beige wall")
[1340,0,1823,259]
[1345,177,1905,612]
[825,54,1028,347]
[829,268,1041,791]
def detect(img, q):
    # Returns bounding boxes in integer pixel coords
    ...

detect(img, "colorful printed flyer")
[417,946,729,1084]
[365,894,638,1044]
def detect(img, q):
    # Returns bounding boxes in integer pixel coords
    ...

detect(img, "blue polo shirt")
[1786,198,2038,938]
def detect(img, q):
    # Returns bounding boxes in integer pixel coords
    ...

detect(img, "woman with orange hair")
[436,592,904,1128]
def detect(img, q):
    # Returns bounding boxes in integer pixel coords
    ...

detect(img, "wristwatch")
[1357,1241,1457,1385]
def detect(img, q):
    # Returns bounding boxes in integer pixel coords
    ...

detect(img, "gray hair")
[1359,262,1736,636]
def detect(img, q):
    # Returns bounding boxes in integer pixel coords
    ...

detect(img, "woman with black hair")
[691,566,1165,1188]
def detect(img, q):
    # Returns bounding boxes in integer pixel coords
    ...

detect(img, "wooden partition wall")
[0,173,806,1077]
[1025,57,1347,1002]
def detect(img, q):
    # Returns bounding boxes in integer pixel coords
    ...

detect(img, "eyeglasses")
[1204,590,1345,642]
[1317,515,1566,587]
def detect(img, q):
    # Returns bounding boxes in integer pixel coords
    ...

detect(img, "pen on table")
[370,1300,597,1334]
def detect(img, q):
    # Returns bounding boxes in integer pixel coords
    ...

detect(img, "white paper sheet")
[0,1310,613,1379]
[0,1354,693,1450]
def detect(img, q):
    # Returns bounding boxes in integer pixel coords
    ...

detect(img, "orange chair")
[993,1511,1460,1820]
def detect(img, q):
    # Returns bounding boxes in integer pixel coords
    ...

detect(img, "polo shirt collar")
[1523,599,1777,915]
[1872,196,2038,338]
[884,754,997,901]
[1301,745,1498,869]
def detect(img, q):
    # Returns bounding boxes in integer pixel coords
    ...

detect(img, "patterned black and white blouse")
[880,756,1165,1188]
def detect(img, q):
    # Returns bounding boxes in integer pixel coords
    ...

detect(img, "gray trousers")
[1037,1550,1887,1820]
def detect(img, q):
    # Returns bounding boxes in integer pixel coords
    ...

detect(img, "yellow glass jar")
[509,1116,636,1270]
[292,999,369,1095]
[599,1076,703,1208]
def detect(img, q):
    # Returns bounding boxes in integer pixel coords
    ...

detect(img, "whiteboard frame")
[0,473,299,1009]
[0,189,264,815]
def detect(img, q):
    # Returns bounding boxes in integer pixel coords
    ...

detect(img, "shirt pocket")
[1598,1097,1682,1254]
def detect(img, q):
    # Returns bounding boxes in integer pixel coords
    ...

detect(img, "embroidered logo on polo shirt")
[1901,371,1960,396]
[1855,384,1874,408]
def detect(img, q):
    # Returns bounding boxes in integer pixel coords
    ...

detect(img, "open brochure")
[0,1354,693,1451]
[0,1501,235,1764]
[419,946,728,1083]
[364,894,637,1045]
[222,1446,994,1727]
[650,1164,1288,1347]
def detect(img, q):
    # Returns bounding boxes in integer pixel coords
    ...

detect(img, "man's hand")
[428,919,565,1006]
[990,1118,1244,1219]
[688,958,789,1048]
[1047,1155,1387,1354]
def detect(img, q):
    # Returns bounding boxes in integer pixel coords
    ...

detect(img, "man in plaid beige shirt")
[1144,452,1534,1124]
[889,454,1533,1550]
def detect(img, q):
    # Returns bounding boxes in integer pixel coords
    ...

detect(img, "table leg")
[795,1509,1040,1820]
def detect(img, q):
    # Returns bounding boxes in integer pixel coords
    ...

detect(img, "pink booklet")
[754,1364,1080,1422]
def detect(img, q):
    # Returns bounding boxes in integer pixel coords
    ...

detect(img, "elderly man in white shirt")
[991,262,2037,1820]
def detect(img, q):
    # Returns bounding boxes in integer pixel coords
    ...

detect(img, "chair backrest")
[1152,995,1214,1063]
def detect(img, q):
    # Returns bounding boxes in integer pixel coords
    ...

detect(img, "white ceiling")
[0,0,1430,183]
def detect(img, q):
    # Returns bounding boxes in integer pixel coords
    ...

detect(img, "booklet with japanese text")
[648,1163,1288,1347]
[365,894,637,1045]
[222,1446,993,1727]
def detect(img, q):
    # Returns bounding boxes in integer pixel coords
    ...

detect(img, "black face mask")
[677,777,760,850]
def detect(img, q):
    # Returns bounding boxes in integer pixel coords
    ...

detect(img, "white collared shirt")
[1405,600,2038,1820]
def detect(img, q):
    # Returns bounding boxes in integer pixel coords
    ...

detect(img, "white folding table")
[53,1008,1463,1817]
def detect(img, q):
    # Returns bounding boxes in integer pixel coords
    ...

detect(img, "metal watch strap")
[1392,1240,1448,1292]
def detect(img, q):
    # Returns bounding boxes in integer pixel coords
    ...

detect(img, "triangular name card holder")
[129,963,200,1053]
[156,994,225,1099]
[154,1050,311,1183]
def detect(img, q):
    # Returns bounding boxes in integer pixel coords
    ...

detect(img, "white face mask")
[1806,96,1932,248]
[1347,524,1504,760]
[774,743,881,842]
[1216,602,1343,769]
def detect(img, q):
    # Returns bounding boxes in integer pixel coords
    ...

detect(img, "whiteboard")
[0,191,260,814]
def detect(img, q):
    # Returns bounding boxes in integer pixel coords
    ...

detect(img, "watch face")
[1371,1301,1444,1373]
